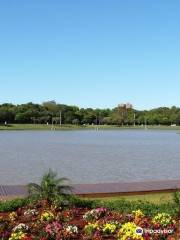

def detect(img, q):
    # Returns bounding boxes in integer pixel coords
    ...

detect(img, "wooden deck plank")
[0,180,180,198]
[72,180,180,196]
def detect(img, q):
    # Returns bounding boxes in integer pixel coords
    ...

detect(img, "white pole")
[60,111,62,125]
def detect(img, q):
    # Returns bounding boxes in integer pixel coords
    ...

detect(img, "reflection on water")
[0,130,179,184]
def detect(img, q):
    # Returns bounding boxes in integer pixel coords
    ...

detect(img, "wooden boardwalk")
[73,180,180,197]
[0,180,180,199]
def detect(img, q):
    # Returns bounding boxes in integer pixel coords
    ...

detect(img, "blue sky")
[0,1,180,110]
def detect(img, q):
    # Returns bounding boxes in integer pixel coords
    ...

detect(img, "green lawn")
[1,123,180,131]
[84,192,174,204]
[0,124,88,130]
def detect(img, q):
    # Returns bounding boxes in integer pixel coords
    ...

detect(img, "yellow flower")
[102,223,117,234]
[132,210,144,218]
[152,213,175,227]
[117,222,143,240]
[84,222,99,236]
[40,210,54,222]
[9,231,26,240]
[9,212,18,221]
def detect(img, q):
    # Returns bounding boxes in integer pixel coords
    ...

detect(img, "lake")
[0,130,180,184]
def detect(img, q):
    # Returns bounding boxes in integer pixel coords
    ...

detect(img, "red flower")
[22,237,33,240]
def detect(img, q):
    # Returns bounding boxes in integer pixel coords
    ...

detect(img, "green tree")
[0,104,16,123]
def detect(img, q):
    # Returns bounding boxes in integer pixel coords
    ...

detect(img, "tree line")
[0,101,180,126]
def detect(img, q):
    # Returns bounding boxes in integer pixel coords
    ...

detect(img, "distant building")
[118,103,133,109]
[126,103,133,109]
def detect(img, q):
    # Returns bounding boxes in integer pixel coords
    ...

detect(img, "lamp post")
[59,111,62,125]
[144,117,147,130]
[134,113,136,127]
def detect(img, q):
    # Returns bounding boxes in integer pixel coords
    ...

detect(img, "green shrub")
[73,198,175,217]
[0,195,176,217]
[69,196,99,208]
[0,198,28,212]
[173,191,180,217]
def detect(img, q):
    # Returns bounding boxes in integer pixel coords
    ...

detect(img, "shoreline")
[1,124,180,131]
[1,180,180,199]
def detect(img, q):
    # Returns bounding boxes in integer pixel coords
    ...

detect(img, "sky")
[0,1,180,110]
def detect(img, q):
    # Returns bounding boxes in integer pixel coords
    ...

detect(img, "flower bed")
[0,200,179,240]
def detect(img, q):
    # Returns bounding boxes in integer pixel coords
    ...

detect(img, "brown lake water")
[0,130,180,184]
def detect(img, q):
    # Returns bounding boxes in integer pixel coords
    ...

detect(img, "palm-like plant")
[28,169,72,202]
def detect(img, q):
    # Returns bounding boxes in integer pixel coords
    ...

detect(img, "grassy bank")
[0,124,86,131]
[84,192,173,204]
[0,193,178,216]
[1,123,180,131]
